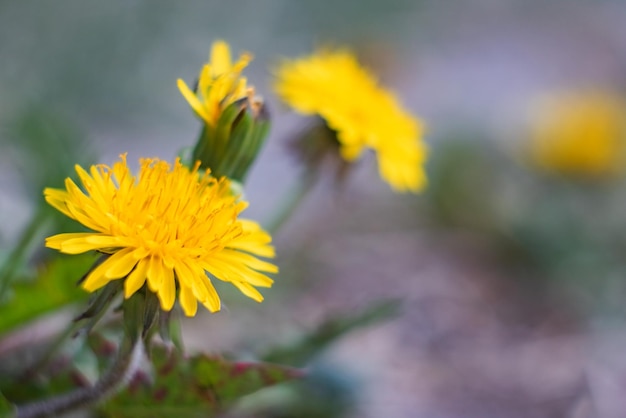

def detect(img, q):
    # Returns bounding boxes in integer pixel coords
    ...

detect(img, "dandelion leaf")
[100,345,302,417]
[0,254,94,335]
[262,298,401,367]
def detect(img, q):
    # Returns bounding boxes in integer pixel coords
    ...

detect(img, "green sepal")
[232,114,270,182]
[73,279,123,336]
[158,310,182,351]
[122,292,144,343]
[122,289,159,343]
[189,99,270,184]
[142,291,160,339]
[211,101,244,167]
[192,101,243,176]
[216,105,254,180]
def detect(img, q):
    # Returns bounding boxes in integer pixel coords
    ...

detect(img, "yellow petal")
[157,265,176,311]
[45,233,96,251]
[177,260,221,312]
[65,201,104,232]
[177,78,211,123]
[125,258,148,298]
[198,277,221,312]
[74,164,95,192]
[210,40,232,75]
[132,247,150,259]
[43,188,73,219]
[173,260,194,286]
[112,155,134,191]
[204,257,273,287]
[197,64,211,98]
[179,283,198,317]
[105,247,138,278]
[82,255,121,292]
[88,165,109,194]
[231,281,264,302]
[228,240,275,258]
[231,52,252,74]
[58,235,121,254]
[146,256,164,292]
[219,250,278,273]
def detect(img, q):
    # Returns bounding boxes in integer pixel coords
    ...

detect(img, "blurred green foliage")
[100,344,301,418]
[0,254,95,336]
[424,133,626,318]
[0,107,94,304]
[4,107,93,194]
[0,391,13,418]
[263,299,401,367]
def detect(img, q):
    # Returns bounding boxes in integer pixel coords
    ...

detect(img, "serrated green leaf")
[100,345,302,418]
[262,299,401,367]
[0,254,95,335]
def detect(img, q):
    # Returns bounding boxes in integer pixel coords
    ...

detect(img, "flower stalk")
[15,335,144,418]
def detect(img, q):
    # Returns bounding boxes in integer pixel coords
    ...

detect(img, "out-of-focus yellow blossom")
[177,40,253,127]
[44,155,276,316]
[274,48,427,193]
[528,90,626,176]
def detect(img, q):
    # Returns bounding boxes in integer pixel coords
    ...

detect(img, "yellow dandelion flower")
[274,48,427,193]
[44,155,276,316]
[177,40,253,126]
[528,89,626,176]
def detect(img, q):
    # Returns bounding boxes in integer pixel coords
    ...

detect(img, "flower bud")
[192,95,270,182]
[178,40,270,184]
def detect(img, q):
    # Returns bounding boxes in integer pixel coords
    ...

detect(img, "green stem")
[265,172,317,235]
[0,208,50,301]
[15,335,143,418]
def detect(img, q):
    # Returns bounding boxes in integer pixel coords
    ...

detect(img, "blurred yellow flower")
[178,40,253,126]
[274,48,427,193]
[528,90,626,176]
[44,155,276,316]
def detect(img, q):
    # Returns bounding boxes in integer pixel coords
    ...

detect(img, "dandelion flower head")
[178,40,253,127]
[44,155,276,316]
[528,89,626,177]
[274,48,427,192]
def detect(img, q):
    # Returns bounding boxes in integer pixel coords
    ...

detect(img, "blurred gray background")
[2,1,626,417]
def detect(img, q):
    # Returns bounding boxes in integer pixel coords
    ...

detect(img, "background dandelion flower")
[44,155,277,316]
[527,89,626,177]
[274,48,427,193]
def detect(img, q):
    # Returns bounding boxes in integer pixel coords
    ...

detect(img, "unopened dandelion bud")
[192,95,270,182]
[178,40,269,184]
